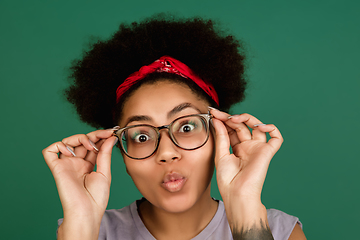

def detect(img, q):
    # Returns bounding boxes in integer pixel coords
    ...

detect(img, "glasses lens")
[120,126,157,159]
[171,115,208,149]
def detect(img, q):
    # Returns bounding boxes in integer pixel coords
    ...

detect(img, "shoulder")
[102,204,134,227]
[99,202,137,237]
[267,209,303,240]
[97,201,147,240]
[98,199,156,240]
[56,203,140,240]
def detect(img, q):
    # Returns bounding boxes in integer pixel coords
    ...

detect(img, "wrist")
[223,196,268,230]
[58,217,102,240]
[58,212,103,240]
[223,199,273,240]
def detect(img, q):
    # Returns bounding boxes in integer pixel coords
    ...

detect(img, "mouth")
[161,172,187,193]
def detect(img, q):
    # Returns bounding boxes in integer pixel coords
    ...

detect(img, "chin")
[146,188,199,214]
[158,195,197,213]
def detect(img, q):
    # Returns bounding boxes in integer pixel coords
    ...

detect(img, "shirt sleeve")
[267,209,302,240]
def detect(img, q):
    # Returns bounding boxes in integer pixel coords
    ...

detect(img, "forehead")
[120,81,208,126]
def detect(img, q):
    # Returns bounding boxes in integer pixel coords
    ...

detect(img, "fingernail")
[228,115,240,119]
[89,140,99,152]
[254,123,267,127]
[66,146,76,157]
[113,137,119,146]
[208,106,219,111]
[110,126,120,131]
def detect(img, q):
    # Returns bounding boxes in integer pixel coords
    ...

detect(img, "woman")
[43,15,306,239]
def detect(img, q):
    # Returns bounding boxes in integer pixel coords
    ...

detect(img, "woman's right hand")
[42,129,118,239]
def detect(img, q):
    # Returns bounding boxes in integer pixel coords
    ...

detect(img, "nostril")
[160,159,166,163]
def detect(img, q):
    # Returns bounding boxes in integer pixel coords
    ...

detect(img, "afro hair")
[65,13,247,129]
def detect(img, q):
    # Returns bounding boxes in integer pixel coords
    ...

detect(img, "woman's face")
[119,80,215,213]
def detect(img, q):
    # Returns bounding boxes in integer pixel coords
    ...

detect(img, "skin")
[119,81,218,240]
[43,80,306,240]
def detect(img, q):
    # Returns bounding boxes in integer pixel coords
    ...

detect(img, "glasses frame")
[113,113,213,160]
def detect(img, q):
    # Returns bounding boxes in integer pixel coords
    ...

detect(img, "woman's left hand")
[209,108,283,227]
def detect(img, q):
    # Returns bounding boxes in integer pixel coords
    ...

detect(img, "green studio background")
[1,0,359,239]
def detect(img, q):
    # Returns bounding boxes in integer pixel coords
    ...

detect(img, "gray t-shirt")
[58,200,302,240]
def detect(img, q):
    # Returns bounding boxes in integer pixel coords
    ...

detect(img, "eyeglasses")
[113,113,212,160]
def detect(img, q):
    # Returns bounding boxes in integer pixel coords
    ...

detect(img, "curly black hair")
[65,13,247,129]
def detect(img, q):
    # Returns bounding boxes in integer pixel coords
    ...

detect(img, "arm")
[289,224,307,240]
[43,129,117,240]
[210,108,283,239]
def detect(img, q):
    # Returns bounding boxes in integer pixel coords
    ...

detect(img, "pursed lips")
[161,172,187,192]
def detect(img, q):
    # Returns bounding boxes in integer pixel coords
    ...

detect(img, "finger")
[228,113,267,142]
[42,142,75,168]
[209,107,248,145]
[226,127,241,147]
[225,120,251,144]
[61,130,112,160]
[84,139,107,162]
[62,134,97,154]
[61,129,113,150]
[210,108,252,143]
[55,144,77,158]
[96,136,118,181]
[211,118,231,166]
[59,130,114,164]
[84,130,115,165]
[259,124,284,151]
[59,145,79,159]
[86,129,115,144]
[66,145,76,157]
[59,142,90,159]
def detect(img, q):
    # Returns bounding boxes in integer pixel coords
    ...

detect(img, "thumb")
[212,118,231,166]
[96,136,117,182]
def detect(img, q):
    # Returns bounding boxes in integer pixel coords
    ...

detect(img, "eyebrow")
[123,103,202,126]
[124,115,152,126]
[167,103,201,119]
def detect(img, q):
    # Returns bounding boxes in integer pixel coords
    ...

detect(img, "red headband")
[115,56,219,105]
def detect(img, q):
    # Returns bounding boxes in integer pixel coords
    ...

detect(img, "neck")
[138,186,218,240]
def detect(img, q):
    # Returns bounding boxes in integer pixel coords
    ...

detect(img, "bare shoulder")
[288,223,306,240]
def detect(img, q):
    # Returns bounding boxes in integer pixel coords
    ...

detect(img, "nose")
[155,130,181,163]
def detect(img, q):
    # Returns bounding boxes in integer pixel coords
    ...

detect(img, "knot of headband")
[115,56,219,105]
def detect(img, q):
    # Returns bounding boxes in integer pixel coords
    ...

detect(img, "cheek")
[123,134,215,195]
[188,136,215,181]
[125,159,148,179]
[124,159,159,191]
[203,133,215,164]
[203,135,215,180]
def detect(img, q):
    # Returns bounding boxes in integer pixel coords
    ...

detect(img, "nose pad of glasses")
[157,125,177,145]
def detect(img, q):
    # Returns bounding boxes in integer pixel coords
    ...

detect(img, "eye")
[179,122,197,133]
[132,133,151,143]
